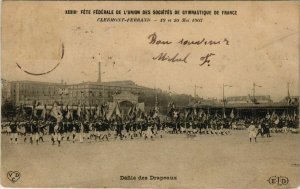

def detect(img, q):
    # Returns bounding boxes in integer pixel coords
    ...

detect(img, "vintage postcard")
[1,1,299,188]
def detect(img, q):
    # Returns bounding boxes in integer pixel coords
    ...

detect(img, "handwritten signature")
[152,52,190,63]
[152,52,215,66]
[148,32,229,46]
[199,53,215,66]
[148,32,227,66]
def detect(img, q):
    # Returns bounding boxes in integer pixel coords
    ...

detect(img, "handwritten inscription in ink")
[147,32,229,66]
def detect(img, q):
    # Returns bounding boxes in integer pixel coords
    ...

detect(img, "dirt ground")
[1,130,300,188]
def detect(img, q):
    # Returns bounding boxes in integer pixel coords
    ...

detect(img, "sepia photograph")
[1,1,299,188]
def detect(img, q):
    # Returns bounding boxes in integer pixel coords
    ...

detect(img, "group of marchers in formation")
[2,106,299,146]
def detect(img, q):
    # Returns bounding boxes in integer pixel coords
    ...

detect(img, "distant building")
[2,80,155,106]
[226,95,273,104]
[1,79,11,103]
[279,96,299,106]
[2,62,158,106]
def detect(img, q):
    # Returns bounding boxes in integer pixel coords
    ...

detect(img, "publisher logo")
[268,176,289,186]
[7,171,21,183]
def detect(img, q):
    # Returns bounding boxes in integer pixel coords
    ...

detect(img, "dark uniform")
[49,122,56,144]
[10,122,18,144]
[72,121,80,143]
[24,122,33,143]
[95,122,101,141]
[66,121,73,141]
[37,122,46,142]
[32,121,39,144]
[223,120,230,135]
[265,121,271,137]
[83,122,90,141]
[54,122,63,146]
[116,121,123,140]
[102,121,109,141]
[62,122,68,140]
[141,121,148,137]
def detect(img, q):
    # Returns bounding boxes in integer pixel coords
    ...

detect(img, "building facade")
[226,95,272,104]
[3,80,155,106]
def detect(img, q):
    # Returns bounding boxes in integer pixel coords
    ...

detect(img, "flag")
[173,110,179,119]
[121,109,124,119]
[58,88,63,95]
[95,105,101,119]
[77,104,81,118]
[153,102,160,118]
[66,110,71,120]
[136,103,145,112]
[153,109,158,118]
[184,109,190,119]
[202,112,207,121]
[66,106,73,120]
[82,105,87,120]
[198,109,204,118]
[223,112,227,119]
[286,114,291,121]
[193,108,197,116]
[214,111,218,118]
[270,111,276,121]
[60,103,64,112]
[20,104,26,116]
[230,109,234,119]
[128,105,137,120]
[98,105,102,118]
[85,108,90,121]
[106,102,116,120]
[168,101,175,109]
[140,112,145,119]
[41,104,47,120]
[50,102,63,121]
[32,104,38,119]
[101,103,108,118]
[281,111,286,119]
[274,116,280,125]
[115,102,121,117]
[265,112,270,119]
[192,108,197,120]
[128,106,133,116]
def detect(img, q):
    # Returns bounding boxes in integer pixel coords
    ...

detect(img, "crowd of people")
[2,109,299,146]
[1,103,299,146]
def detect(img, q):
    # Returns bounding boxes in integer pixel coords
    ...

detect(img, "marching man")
[54,121,63,146]
[248,121,257,142]
[9,120,18,144]
[49,121,56,145]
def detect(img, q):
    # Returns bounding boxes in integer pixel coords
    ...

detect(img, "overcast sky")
[2,1,299,101]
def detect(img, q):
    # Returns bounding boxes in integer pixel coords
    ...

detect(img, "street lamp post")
[252,82,262,103]
[251,82,262,119]
[287,82,292,100]
[194,85,203,98]
[223,84,232,119]
[102,85,104,104]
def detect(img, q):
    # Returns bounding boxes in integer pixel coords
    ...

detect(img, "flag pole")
[223,84,232,119]
[102,85,104,104]
[253,82,255,102]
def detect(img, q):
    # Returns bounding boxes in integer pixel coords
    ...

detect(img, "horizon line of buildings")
[1,79,298,108]
[1,79,157,106]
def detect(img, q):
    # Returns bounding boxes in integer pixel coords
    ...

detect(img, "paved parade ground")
[1,131,300,188]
